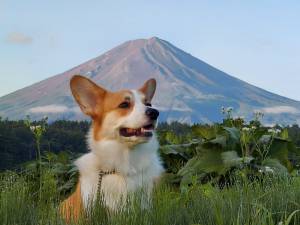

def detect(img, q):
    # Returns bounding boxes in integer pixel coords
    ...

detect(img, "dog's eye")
[145,103,152,107]
[119,102,130,109]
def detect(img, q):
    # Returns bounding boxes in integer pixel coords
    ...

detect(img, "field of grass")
[1,169,300,225]
[1,113,300,225]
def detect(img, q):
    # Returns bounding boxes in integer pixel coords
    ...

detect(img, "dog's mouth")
[119,124,154,138]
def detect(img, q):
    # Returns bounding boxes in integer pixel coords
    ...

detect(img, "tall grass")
[1,170,300,225]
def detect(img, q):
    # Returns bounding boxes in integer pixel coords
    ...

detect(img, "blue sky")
[1,0,300,100]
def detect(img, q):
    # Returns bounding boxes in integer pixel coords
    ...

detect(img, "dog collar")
[97,169,116,193]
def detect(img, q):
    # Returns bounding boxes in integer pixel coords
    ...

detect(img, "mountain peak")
[147,36,162,43]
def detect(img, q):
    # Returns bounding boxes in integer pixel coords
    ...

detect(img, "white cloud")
[6,32,33,45]
[28,105,70,114]
[156,106,192,112]
[258,106,300,114]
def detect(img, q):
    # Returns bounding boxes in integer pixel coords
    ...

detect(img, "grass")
[1,169,300,225]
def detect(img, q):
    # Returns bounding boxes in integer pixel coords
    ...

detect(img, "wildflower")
[274,129,281,134]
[221,106,226,114]
[227,107,233,112]
[30,126,36,132]
[251,126,257,130]
[242,127,250,132]
[268,128,275,133]
[221,106,234,114]
[265,166,274,173]
[268,128,281,135]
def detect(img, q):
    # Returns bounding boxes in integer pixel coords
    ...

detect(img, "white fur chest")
[75,136,163,209]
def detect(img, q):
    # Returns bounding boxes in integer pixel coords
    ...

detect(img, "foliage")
[160,111,300,191]
[0,111,300,224]
[0,119,89,170]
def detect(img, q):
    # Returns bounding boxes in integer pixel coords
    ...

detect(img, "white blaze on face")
[120,90,147,128]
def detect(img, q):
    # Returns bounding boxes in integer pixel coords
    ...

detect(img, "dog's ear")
[70,75,106,116]
[139,78,156,102]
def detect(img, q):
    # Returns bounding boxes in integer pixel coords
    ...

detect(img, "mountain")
[0,37,300,124]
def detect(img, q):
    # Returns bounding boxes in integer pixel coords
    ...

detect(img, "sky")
[0,0,300,100]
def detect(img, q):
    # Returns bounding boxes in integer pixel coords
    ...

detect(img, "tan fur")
[92,90,134,141]
[60,182,83,223]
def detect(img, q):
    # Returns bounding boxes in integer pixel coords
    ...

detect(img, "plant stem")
[36,139,42,201]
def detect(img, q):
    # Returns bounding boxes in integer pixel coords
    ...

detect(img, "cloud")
[6,32,33,45]
[28,105,70,114]
[156,106,192,112]
[258,106,300,114]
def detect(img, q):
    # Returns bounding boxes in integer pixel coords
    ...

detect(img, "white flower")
[227,107,233,112]
[275,129,281,134]
[221,106,234,114]
[242,127,250,131]
[268,128,281,135]
[268,128,275,133]
[251,126,257,130]
[265,166,274,173]
[30,125,42,132]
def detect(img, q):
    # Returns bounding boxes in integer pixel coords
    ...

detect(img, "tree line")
[1,118,300,170]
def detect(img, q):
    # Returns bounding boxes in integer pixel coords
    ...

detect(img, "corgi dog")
[60,75,164,223]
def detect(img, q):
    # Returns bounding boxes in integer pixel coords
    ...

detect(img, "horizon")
[1,1,300,100]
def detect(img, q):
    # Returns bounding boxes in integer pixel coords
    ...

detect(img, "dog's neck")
[75,128,160,177]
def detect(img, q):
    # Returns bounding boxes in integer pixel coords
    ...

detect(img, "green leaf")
[252,128,267,142]
[221,151,253,167]
[268,137,292,170]
[259,135,272,144]
[280,128,289,140]
[192,126,218,140]
[160,140,201,159]
[205,135,227,148]
[178,147,228,177]
[284,210,300,225]
[223,127,240,142]
[261,158,288,174]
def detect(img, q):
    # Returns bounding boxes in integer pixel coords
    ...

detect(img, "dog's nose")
[145,107,159,120]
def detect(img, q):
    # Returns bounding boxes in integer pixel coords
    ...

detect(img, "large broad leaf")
[177,147,227,177]
[223,127,241,152]
[259,134,272,144]
[192,125,218,140]
[252,128,268,142]
[223,127,240,143]
[203,135,227,148]
[280,128,289,140]
[261,158,288,174]
[160,139,201,159]
[268,137,292,171]
[221,151,253,167]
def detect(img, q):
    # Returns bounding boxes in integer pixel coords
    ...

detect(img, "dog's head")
[70,75,159,147]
